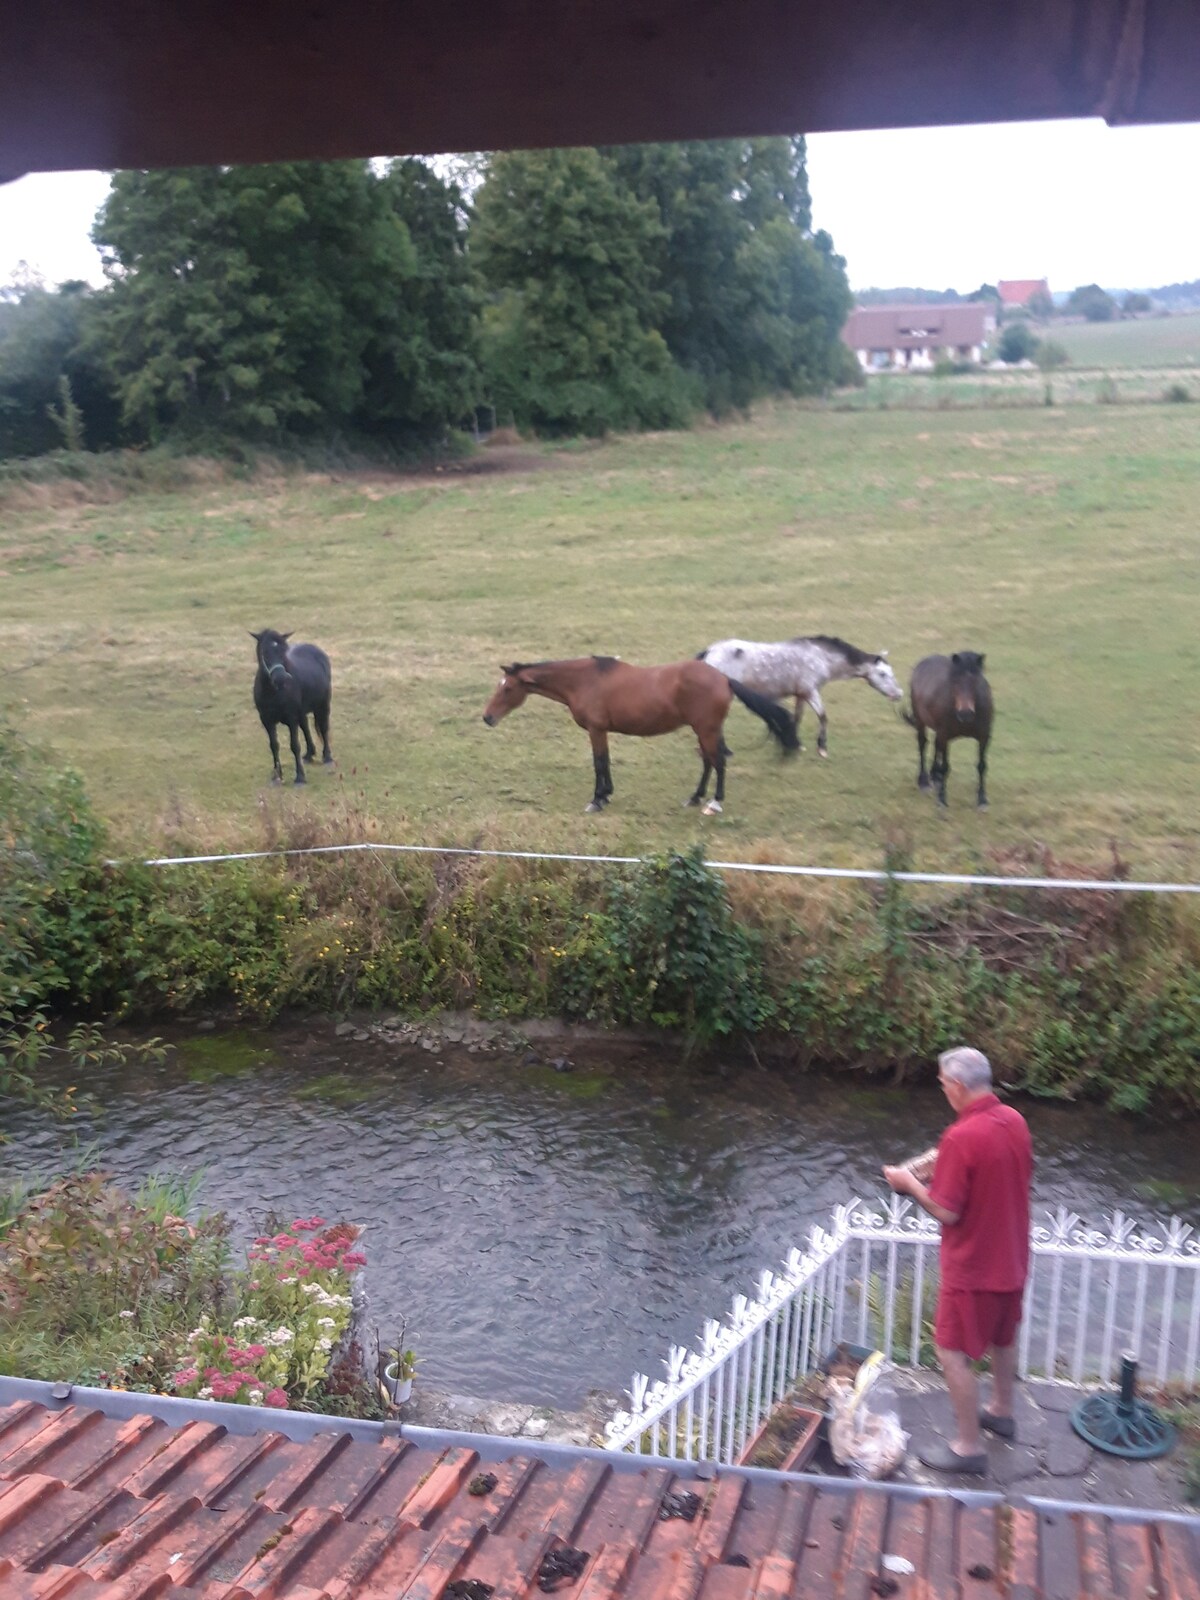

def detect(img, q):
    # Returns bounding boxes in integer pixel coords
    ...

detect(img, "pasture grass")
[2,400,1199,881]
[1051,312,1200,369]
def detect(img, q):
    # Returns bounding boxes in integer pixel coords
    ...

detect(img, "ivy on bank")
[4,721,1200,1115]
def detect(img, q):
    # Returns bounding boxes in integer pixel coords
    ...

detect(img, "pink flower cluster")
[248,1220,366,1281]
[169,1333,287,1408]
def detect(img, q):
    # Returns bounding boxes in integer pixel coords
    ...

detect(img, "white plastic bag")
[826,1352,909,1480]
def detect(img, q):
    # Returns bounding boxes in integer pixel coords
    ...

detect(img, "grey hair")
[938,1046,992,1092]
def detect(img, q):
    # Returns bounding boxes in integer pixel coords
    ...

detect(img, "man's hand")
[883,1164,918,1195]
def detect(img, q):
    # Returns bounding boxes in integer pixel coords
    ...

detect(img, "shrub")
[1164,382,1192,403]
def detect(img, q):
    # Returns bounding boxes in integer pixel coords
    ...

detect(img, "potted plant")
[738,1399,823,1472]
[381,1321,418,1405]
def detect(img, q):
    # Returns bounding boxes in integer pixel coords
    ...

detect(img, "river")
[3,1020,1198,1409]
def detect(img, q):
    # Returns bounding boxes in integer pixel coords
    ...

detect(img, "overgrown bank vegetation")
[4,724,1199,1117]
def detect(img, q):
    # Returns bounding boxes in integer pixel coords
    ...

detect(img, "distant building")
[998,278,1050,308]
[841,303,996,372]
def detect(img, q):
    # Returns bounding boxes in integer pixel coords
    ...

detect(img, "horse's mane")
[592,655,620,673]
[799,635,877,667]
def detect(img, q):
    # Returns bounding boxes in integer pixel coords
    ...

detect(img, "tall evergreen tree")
[472,147,695,435]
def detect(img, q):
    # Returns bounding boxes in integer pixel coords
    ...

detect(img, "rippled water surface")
[4,1024,1199,1408]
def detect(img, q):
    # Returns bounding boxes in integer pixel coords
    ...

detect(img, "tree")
[367,159,482,434]
[1035,339,1069,371]
[1026,286,1054,319]
[1067,284,1117,322]
[472,147,694,434]
[1122,291,1152,316]
[968,284,1001,304]
[0,280,119,458]
[609,136,850,411]
[91,162,476,443]
[998,321,1040,363]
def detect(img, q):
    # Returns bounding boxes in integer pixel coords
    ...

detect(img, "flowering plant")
[166,1216,363,1408]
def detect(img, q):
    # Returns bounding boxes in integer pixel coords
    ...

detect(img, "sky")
[1,118,1198,295]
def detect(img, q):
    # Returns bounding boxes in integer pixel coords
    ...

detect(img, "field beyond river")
[2,399,1199,877]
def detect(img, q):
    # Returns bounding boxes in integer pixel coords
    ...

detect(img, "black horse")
[905,652,992,808]
[251,629,334,785]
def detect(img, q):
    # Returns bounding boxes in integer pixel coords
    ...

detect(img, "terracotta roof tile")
[1,1396,1198,1600]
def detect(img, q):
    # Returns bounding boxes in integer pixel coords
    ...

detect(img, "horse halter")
[266,660,288,682]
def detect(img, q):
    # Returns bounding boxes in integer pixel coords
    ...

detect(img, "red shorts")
[935,1288,1024,1360]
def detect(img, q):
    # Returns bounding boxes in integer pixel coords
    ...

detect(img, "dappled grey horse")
[697,635,902,755]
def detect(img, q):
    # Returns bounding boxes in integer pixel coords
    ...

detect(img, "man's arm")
[882,1164,961,1226]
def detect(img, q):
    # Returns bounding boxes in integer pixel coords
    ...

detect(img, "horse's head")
[864,651,903,702]
[482,664,532,726]
[950,651,987,722]
[252,629,293,686]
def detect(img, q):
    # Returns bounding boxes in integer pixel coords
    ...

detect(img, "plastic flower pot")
[738,1402,823,1472]
[383,1362,414,1404]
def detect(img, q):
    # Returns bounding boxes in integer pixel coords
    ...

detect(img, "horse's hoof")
[271,775,282,786]
[701,800,723,816]
[977,800,989,811]
[818,748,829,760]
[303,753,315,764]
[323,756,335,766]
[584,801,603,814]
[684,797,701,808]
[294,776,307,786]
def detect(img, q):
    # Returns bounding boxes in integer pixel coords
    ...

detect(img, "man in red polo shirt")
[883,1045,1032,1475]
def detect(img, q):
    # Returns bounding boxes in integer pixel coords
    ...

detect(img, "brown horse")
[905,652,993,808]
[481,655,798,814]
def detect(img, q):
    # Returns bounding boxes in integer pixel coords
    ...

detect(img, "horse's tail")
[901,703,918,727]
[726,678,799,754]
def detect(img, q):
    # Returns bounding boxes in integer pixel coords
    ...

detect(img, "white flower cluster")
[315,1317,336,1329]
[247,1390,264,1405]
[233,1315,262,1331]
[300,1284,351,1309]
[267,1327,294,1346]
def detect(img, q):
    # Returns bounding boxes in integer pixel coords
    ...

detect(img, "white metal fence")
[603,1195,1200,1462]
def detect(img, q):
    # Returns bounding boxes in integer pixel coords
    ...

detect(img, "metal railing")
[603,1195,1200,1461]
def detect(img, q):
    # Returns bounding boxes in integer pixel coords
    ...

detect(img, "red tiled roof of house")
[2,1395,1200,1599]
[841,303,994,351]
[997,279,1049,306]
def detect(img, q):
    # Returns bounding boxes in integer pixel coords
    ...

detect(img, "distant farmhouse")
[998,278,1051,308]
[841,303,996,372]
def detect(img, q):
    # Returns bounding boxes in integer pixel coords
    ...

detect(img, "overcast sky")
[1,118,1198,295]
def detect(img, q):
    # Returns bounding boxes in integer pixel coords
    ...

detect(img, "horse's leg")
[287,720,306,785]
[809,687,829,757]
[300,714,318,763]
[708,735,727,813]
[933,738,949,807]
[686,752,713,808]
[976,736,989,809]
[793,696,805,751]
[263,718,284,785]
[585,730,611,813]
[315,698,334,764]
[916,724,930,789]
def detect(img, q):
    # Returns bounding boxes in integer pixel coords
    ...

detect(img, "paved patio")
[806,1367,1198,1512]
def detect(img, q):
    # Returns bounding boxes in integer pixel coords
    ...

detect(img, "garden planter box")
[738,1402,823,1472]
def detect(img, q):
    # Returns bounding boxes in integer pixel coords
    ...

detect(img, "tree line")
[0,141,856,460]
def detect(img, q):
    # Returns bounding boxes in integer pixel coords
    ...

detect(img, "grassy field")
[1052,312,1200,369]
[2,400,1199,879]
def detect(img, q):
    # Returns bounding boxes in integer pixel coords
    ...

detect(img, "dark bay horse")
[251,629,334,785]
[481,655,798,814]
[905,652,992,808]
